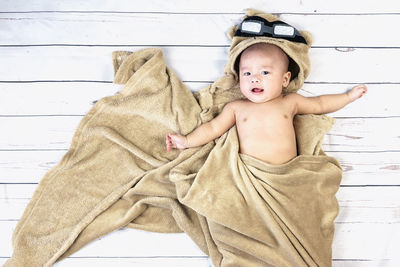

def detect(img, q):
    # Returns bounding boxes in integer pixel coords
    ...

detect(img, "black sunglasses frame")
[234,16,307,45]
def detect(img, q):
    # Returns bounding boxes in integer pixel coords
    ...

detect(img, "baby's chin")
[248,99,270,104]
[245,93,283,104]
[245,95,271,104]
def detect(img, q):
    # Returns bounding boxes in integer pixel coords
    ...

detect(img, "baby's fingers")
[354,84,367,93]
[348,84,367,101]
[166,133,187,151]
[357,85,367,96]
[166,134,175,151]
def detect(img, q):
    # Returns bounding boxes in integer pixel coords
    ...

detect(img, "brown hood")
[224,9,313,94]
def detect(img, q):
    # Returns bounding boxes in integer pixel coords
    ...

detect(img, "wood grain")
[1,0,400,13]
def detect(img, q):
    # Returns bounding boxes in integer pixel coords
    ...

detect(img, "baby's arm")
[166,102,236,151]
[291,84,367,115]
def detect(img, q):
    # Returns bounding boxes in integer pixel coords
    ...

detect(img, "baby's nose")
[251,75,260,83]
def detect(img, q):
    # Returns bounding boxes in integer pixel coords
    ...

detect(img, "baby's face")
[239,43,291,104]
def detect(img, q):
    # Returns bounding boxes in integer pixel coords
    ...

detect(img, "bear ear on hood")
[227,25,237,40]
[245,8,265,16]
[227,9,273,40]
[300,30,313,47]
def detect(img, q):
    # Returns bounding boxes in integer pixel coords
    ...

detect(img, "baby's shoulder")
[281,93,303,112]
[283,92,301,100]
[282,93,304,104]
[224,99,247,109]
[229,99,255,113]
[230,99,251,107]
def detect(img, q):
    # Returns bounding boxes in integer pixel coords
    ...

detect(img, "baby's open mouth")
[251,88,264,93]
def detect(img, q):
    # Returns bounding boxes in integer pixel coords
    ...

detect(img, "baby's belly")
[238,139,298,165]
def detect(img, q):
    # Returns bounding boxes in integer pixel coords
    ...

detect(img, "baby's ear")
[283,71,292,88]
[227,25,237,40]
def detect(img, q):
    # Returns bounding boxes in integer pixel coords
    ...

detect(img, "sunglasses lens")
[234,16,307,44]
[241,21,262,34]
[273,25,295,37]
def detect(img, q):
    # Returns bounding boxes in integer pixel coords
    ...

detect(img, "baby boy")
[166,42,367,165]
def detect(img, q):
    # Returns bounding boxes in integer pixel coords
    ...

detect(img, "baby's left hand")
[347,84,367,102]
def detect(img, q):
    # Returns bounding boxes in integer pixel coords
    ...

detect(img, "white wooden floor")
[1,1,400,266]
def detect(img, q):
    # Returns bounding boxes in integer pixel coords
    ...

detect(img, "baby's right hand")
[166,133,188,151]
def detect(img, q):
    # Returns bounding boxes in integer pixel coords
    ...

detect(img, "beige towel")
[5,10,342,267]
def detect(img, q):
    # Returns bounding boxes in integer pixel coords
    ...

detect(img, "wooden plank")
[0,82,123,116]
[333,261,400,267]
[0,117,398,151]
[333,222,400,260]
[0,13,399,47]
[0,116,81,150]
[0,46,226,83]
[0,184,37,199]
[0,46,399,83]
[0,151,65,183]
[1,0,400,14]
[1,220,399,260]
[308,48,400,84]
[2,185,399,223]
[329,152,400,186]
[336,187,400,223]
[323,117,400,152]
[0,82,396,117]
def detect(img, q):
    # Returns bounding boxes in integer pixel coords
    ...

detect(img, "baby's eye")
[261,71,269,75]
[243,72,251,76]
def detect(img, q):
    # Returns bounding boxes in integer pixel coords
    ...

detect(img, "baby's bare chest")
[235,104,295,139]
[238,105,291,124]
[232,101,298,162]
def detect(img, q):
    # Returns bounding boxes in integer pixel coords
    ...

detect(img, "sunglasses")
[234,16,307,44]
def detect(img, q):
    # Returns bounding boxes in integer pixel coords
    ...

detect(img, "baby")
[166,43,367,165]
